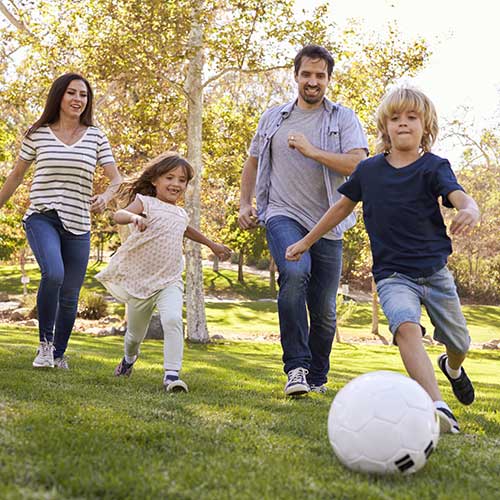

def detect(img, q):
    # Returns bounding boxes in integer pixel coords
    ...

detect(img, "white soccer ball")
[328,371,440,475]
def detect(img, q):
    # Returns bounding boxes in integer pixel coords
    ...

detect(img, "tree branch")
[202,64,290,88]
[0,0,33,35]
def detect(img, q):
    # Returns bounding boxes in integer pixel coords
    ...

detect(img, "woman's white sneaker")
[32,341,55,368]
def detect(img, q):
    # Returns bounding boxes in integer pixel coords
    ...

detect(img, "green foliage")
[0,326,499,499]
[448,254,500,305]
[78,289,108,319]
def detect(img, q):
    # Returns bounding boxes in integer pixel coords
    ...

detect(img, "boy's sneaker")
[114,357,135,377]
[435,406,460,434]
[284,367,310,396]
[54,356,69,370]
[163,373,188,393]
[437,354,475,405]
[32,341,54,368]
[310,384,328,394]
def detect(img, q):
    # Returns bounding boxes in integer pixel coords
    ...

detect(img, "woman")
[0,73,122,369]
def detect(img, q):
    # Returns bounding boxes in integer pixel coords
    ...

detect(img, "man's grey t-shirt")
[266,104,338,240]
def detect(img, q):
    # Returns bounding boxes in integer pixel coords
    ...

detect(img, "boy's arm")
[286,196,358,261]
[113,198,147,231]
[447,190,480,235]
[184,225,232,261]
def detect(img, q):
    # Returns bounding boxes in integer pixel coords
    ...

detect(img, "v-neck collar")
[47,125,89,148]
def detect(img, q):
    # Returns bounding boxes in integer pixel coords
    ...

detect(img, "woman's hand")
[211,243,232,261]
[90,194,107,213]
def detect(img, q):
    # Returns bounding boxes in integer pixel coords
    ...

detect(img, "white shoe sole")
[284,384,310,396]
[32,361,54,368]
[165,380,188,393]
[436,409,460,434]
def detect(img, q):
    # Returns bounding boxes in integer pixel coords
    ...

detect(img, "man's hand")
[285,239,310,261]
[450,208,480,235]
[238,204,259,229]
[288,132,316,158]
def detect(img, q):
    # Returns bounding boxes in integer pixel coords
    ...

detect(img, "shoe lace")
[41,341,53,356]
[288,367,308,384]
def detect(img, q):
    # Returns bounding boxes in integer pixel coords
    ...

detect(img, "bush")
[78,290,108,319]
[448,254,500,304]
[21,294,38,319]
[255,258,270,270]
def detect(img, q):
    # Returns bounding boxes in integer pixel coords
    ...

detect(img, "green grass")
[2,264,500,344]
[0,326,499,499]
[0,263,276,300]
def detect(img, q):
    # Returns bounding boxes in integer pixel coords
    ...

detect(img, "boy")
[285,87,479,433]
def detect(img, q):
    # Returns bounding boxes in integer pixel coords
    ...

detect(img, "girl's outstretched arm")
[113,197,147,232]
[286,195,358,261]
[184,226,231,261]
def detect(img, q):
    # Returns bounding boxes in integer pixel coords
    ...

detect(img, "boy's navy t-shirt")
[338,152,464,282]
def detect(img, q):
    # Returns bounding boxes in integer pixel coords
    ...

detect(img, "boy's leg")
[396,323,443,402]
[377,274,460,433]
[423,267,474,405]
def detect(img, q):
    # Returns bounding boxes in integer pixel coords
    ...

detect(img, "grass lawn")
[2,264,500,344]
[0,325,499,499]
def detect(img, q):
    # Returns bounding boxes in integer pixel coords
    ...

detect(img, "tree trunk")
[371,278,389,345]
[238,251,244,283]
[184,6,209,343]
[269,257,277,297]
[371,278,379,335]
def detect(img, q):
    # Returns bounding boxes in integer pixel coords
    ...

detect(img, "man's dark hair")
[294,44,335,78]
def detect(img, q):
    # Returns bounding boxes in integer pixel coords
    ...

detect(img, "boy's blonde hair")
[375,87,439,154]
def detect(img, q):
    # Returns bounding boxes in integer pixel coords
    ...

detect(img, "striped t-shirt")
[19,125,115,234]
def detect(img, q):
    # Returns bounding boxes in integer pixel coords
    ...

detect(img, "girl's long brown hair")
[118,152,194,206]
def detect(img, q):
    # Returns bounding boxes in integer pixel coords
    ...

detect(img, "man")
[238,44,368,396]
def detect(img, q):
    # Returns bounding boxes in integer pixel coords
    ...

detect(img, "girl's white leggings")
[112,281,184,371]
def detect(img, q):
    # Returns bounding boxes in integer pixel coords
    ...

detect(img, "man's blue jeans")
[24,211,90,358]
[266,215,342,385]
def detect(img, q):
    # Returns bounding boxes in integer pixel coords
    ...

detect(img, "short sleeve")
[338,107,369,153]
[96,130,115,167]
[19,135,36,162]
[248,132,260,158]
[431,160,464,208]
[135,194,149,215]
[338,162,364,202]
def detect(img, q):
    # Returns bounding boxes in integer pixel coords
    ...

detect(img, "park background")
[0,1,499,499]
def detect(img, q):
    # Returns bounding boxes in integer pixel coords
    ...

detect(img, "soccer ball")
[328,371,440,475]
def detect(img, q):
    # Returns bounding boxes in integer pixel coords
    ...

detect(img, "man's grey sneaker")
[284,367,310,396]
[437,354,475,405]
[310,384,327,394]
[163,373,188,393]
[32,341,54,368]
[114,357,135,377]
[54,356,69,370]
[435,406,460,434]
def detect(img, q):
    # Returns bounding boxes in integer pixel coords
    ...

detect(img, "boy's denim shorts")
[376,266,470,354]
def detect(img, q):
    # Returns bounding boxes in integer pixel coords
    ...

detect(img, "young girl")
[96,152,230,392]
[286,87,479,433]
[0,73,121,370]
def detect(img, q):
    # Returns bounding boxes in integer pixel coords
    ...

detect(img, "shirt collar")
[280,97,337,118]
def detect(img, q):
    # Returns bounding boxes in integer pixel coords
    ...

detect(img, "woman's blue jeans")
[266,215,342,386]
[24,211,90,358]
